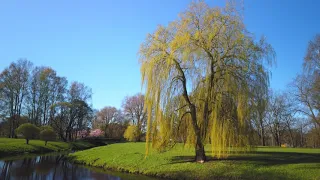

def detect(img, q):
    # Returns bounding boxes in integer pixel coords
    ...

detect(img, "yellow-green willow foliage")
[124,125,139,142]
[139,1,275,162]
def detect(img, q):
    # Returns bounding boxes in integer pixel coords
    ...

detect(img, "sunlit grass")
[0,138,96,158]
[70,142,320,180]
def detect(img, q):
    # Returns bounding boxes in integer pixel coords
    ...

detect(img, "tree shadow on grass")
[171,151,320,166]
[50,143,65,149]
[29,144,52,153]
[168,152,320,180]
[69,143,82,150]
[235,151,319,166]
[153,168,298,180]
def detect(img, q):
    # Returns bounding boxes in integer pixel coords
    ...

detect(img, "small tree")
[124,125,139,142]
[15,123,40,144]
[40,129,56,146]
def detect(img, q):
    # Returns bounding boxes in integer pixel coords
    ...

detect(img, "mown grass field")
[0,138,96,158]
[70,143,320,180]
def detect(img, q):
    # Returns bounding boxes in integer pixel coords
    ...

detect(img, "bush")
[89,129,104,137]
[39,125,54,132]
[124,125,139,142]
[78,129,90,139]
[15,123,40,144]
[40,129,56,146]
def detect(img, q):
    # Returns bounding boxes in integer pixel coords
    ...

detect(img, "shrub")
[15,123,40,144]
[89,129,104,137]
[78,129,90,138]
[39,125,54,132]
[124,125,139,142]
[40,129,56,146]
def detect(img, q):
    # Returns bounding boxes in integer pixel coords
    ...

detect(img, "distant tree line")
[0,60,146,142]
[253,34,320,148]
[0,59,93,141]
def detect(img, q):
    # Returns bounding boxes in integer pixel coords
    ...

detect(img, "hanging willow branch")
[139,0,275,161]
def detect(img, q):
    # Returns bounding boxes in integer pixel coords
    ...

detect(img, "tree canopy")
[40,128,56,146]
[139,1,275,162]
[122,93,147,141]
[16,123,40,144]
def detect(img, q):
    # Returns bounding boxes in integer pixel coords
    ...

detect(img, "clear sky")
[0,0,319,110]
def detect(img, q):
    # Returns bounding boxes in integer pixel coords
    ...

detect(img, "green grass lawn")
[69,143,320,180]
[0,137,97,158]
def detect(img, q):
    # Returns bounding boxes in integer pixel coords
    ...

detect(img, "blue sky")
[0,0,319,110]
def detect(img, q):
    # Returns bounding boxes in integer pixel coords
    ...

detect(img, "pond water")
[0,153,159,180]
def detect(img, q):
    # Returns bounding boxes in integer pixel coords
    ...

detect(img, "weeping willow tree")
[139,1,275,162]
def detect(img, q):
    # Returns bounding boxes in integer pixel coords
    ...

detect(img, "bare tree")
[251,84,269,146]
[290,35,320,145]
[26,67,68,126]
[50,82,92,141]
[0,59,32,137]
[122,93,146,141]
[67,82,92,140]
[292,75,320,128]
[266,92,293,146]
[304,34,320,73]
[95,106,121,138]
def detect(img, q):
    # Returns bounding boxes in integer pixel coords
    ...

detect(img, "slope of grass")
[70,143,320,180]
[0,138,97,158]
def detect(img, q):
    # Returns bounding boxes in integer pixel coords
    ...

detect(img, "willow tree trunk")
[195,136,206,162]
[190,104,206,162]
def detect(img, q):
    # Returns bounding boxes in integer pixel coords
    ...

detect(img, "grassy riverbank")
[70,143,320,180]
[0,138,99,158]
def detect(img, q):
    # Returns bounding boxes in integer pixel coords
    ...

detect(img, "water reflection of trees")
[0,155,120,180]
